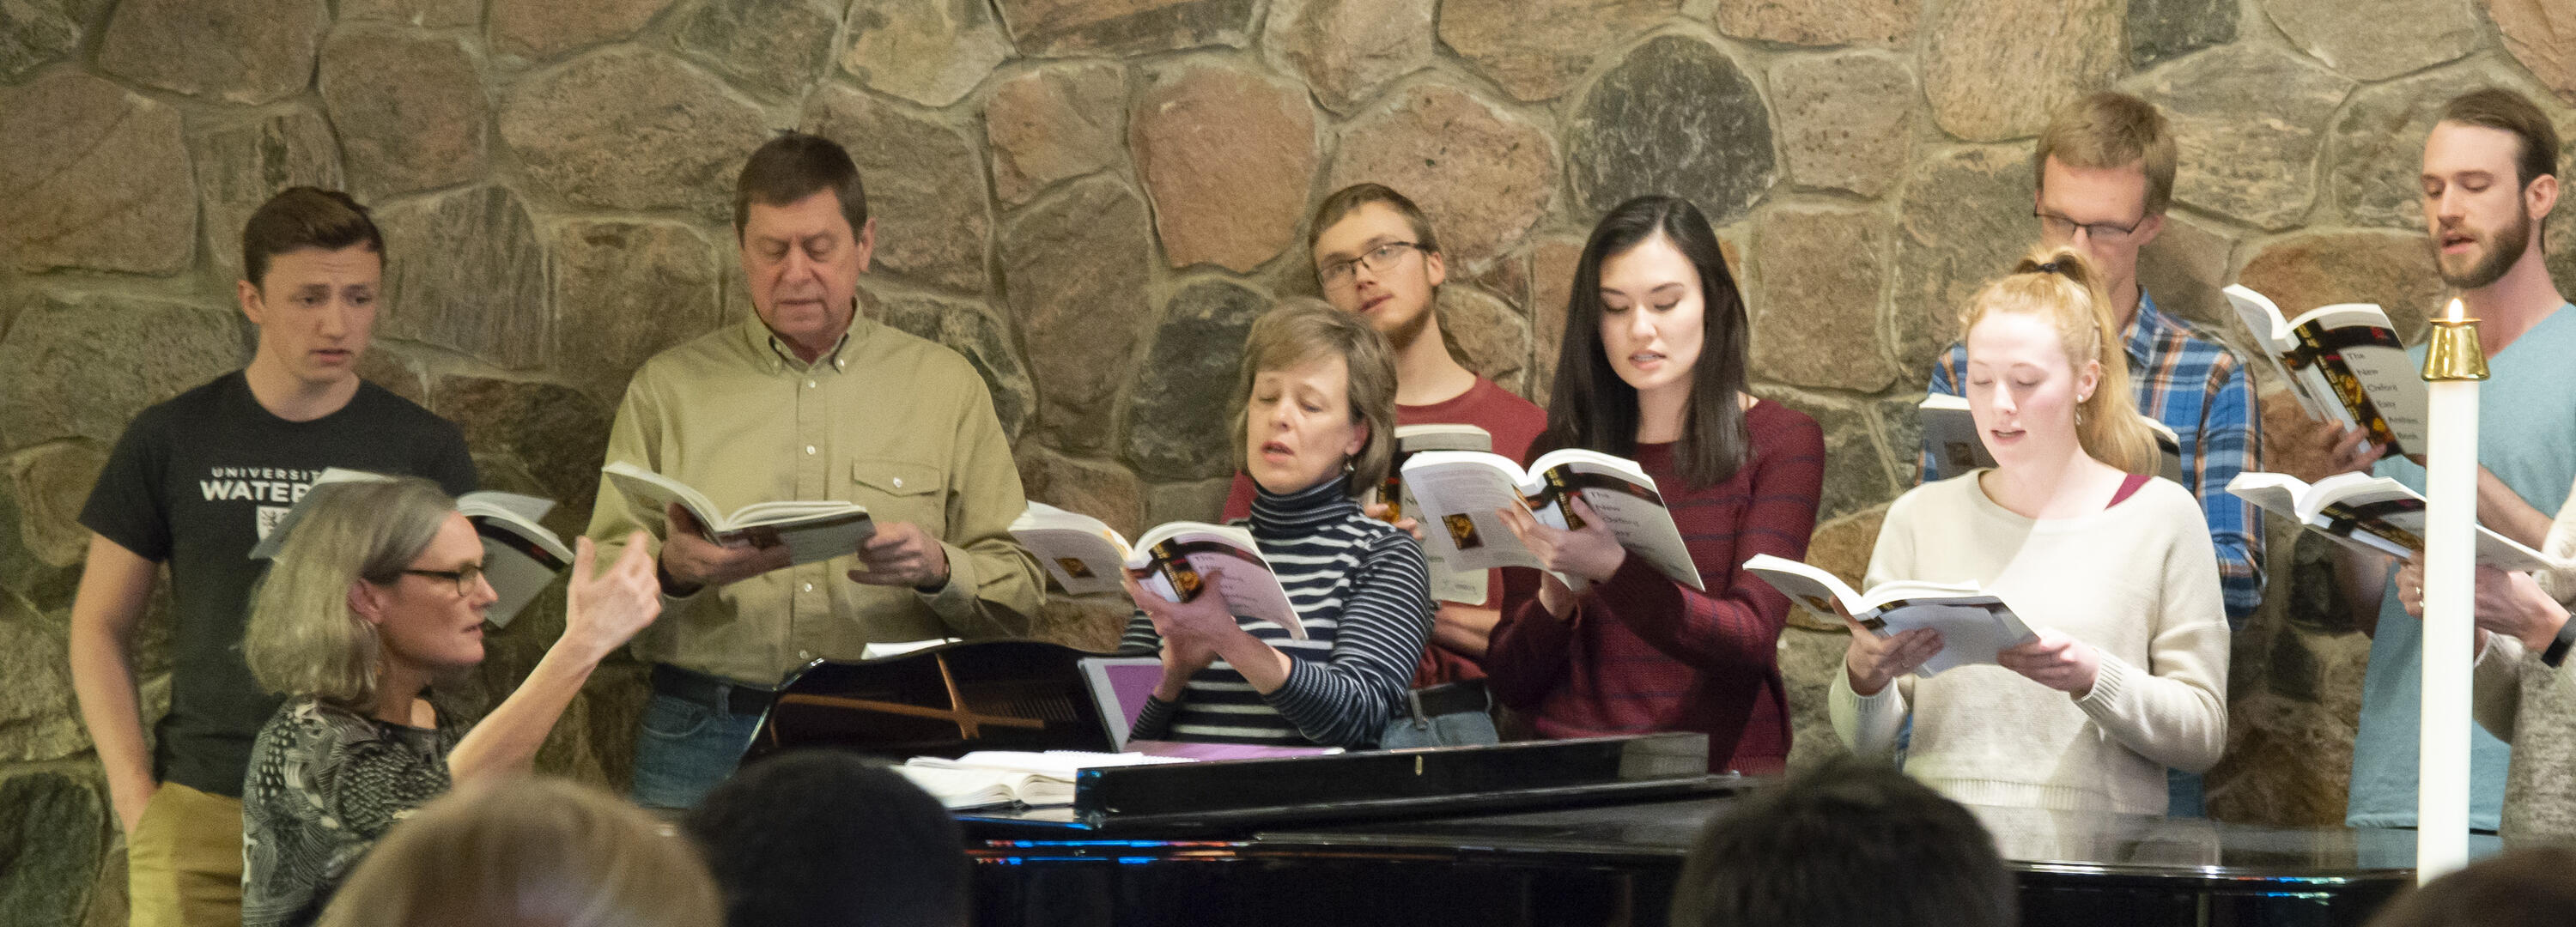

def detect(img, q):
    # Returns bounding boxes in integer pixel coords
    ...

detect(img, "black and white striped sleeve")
[1264,530,1433,746]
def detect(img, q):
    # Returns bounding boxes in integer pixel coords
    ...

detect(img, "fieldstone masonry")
[3,3,2575,920]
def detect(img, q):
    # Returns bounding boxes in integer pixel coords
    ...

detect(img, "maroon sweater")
[1485,400,1824,774]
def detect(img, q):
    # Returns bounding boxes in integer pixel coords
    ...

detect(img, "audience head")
[1230,298,1400,498]
[236,186,386,391]
[1668,756,2016,927]
[1958,246,2160,476]
[733,131,874,357]
[1541,193,1750,488]
[2030,92,2174,303]
[317,776,721,927]
[1309,183,1449,351]
[244,478,493,710]
[2423,88,2561,289]
[2364,846,2576,927]
[683,750,970,927]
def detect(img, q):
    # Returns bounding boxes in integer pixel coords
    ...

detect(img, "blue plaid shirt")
[1920,291,2265,626]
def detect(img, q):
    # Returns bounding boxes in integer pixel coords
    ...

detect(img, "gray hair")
[242,478,457,707]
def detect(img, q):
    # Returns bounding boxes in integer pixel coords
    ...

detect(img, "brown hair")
[317,776,722,927]
[1957,246,2161,476]
[2032,91,2178,217]
[1306,183,1442,257]
[2440,88,2564,190]
[733,132,868,241]
[1230,298,1400,498]
[240,186,384,288]
[2364,846,2576,927]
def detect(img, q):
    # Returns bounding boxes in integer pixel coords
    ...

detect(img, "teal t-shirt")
[2347,304,2576,831]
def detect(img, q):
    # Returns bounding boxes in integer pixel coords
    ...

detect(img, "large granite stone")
[843,0,1013,108]
[2262,0,2479,82]
[1146,477,1231,525]
[0,0,88,82]
[342,0,479,27]
[2135,209,2241,336]
[1124,279,1268,481]
[431,378,613,536]
[500,47,769,218]
[1035,594,1129,651]
[0,769,105,924]
[1569,35,1775,224]
[861,289,1036,444]
[355,349,429,408]
[800,86,992,295]
[1752,206,1896,392]
[1527,236,1583,409]
[0,71,195,276]
[1327,85,1556,266]
[2325,58,2567,231]
[375,186,550,371]
[1890,145,2032,375]
[1018,446,1145,541]
[1132,65,1315,273]
[0,293,243,451]
[549,221,726,403]
[1004,177,1154,451]
[0,602,84,761]
[1872,395,1927,486]
[8,440,105,569]
[1805,506,1887,606]
[0,451,82,614]
[489,0,671,60]
[97,0,324,104]
[987,63,1127,207]
[2127,0,2235,70]
[2138,43,2353,232]
[996,0,1255,55]
[678,0,841,100]
[1923,0,2122,142]
[319,31,487,198]
[189,110,343,282]
[1769,52,1914,199]
[1777,625,1852,772]
[2488,0,2576,106]
[2236,231,2445,342]
[1439,0,1673,102]
[1713,0,1917,46]
[1437,285,1530,396]
[1263,0,1432,112]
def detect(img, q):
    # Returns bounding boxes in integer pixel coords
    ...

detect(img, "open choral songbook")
[249,469,574,629]
[1398,448,1701,591]
[1741,554,2038,678]
[1918,393,2186,484]
[895,750,1191,809]
[1007,503,1305,639]
[2227,472,2567,573]
[2226,285,2428,457]
[1380,423,1499,605]
[600,461,873,567]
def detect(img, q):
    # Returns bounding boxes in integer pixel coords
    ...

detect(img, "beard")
[2436,207,2533,290]
[1381,297,1435,352]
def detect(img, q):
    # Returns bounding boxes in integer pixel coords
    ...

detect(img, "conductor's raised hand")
[1493,495,1626,585]
[1840,602,1941,697]
[657,502,793,593]
[1996,629,2101,696]
[564,531,664,662]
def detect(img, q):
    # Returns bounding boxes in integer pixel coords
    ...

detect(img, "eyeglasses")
[400,566,485,597]
[2034,209,2145,243]
[1318,241,1421,288]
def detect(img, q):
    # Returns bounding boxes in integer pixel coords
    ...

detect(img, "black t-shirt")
[79,372,476,797]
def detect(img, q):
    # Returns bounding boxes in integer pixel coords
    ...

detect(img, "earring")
[1342,458,1356,475]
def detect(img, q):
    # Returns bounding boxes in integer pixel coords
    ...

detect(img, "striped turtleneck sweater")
[1120,475,1432,748]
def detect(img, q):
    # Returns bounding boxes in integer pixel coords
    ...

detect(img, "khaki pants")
[128,782,243,927]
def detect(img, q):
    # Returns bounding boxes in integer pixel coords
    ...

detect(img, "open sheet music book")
[1397,448,1702,592]
[1741,554,2038,677]
[1008,504,1305,639]
[249,469,573,628]
[600,461,873,567]
[2226,284,2427,457]
[1918,393,2184,484]
[1382,424,1498,605]
[2227,472,2567,573]
[896,750,1191,809]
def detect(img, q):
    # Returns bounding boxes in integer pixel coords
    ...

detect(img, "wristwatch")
[2542,614,2576,669]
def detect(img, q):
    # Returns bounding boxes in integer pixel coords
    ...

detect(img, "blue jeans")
[2167,766,2207,818]
[1379,709,1499,748]
[629,688,767,810]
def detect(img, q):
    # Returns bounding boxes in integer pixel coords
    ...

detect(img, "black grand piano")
[753,641,2489,927]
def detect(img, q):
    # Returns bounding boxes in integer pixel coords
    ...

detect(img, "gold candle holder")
[2422,317,2489,382]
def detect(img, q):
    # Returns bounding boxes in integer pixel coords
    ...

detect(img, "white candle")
[2419,297,2477,882]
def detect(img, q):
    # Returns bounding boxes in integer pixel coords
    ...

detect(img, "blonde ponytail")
[1958,247,2160,476]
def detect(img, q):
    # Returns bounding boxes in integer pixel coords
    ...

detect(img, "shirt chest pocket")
[852,457,945,534]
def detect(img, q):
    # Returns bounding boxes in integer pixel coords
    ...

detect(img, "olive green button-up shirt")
[586,312,1042,685]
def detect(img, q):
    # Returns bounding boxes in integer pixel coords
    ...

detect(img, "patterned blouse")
[240,696,459,927]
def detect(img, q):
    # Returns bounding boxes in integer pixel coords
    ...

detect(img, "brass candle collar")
[2423,317,2490,382]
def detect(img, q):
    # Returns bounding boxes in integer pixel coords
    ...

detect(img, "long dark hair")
[1534,195,1751,488]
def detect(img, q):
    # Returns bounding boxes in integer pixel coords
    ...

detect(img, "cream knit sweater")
[1831,472,2231,815]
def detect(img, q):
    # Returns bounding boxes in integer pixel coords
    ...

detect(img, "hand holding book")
[658,502,794,594]
[1492,494,1629,587]
[1994,629,2102,697]
[1121,567,1234,700]
[1836,603,1943,696]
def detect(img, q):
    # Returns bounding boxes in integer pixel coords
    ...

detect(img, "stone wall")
[4,0,2575,921]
